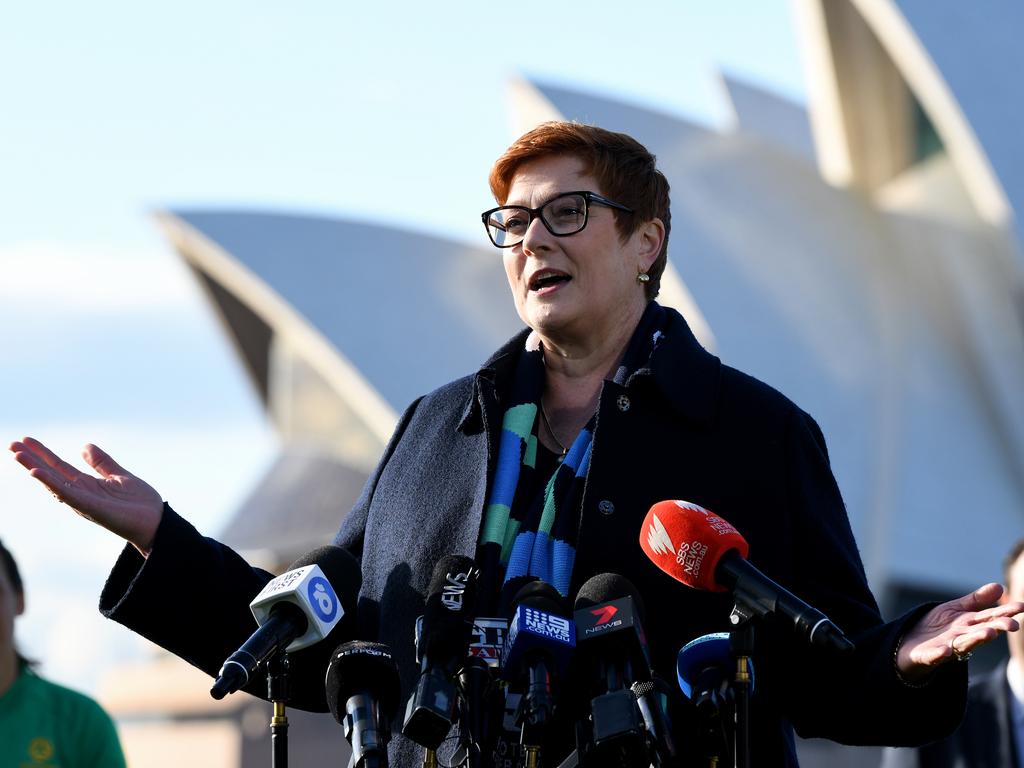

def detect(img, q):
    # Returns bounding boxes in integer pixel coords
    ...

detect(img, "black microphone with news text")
[572,573,653,767]
[326,641,400,768]
[639,500,854,653]
[402,554,479,751]
[210,545,361,699]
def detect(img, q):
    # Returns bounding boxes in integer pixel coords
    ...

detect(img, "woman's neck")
[536,300,648,452]
[538,299,647,405]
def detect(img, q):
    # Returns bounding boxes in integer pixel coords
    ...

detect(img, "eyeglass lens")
[485,193,588,246]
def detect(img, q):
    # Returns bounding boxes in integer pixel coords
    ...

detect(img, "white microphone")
[249,562,342,652]
[211,545,359,699]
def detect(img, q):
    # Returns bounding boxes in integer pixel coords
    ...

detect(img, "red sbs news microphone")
[640,500,854,652]
[640,500,748,593]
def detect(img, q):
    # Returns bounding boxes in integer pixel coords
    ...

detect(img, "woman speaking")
[11,122,1022,766]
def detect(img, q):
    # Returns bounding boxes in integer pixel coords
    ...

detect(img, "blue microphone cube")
[501,605,575,681]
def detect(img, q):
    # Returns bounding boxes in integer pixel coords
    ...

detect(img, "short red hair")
[489,121,671,299]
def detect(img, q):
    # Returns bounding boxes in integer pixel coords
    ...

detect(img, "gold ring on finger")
[951,636,973,662]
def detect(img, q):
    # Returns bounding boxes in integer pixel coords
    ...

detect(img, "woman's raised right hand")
[9,437,164,554]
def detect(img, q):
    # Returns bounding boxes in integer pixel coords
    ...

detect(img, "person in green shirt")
[0,539,126,768]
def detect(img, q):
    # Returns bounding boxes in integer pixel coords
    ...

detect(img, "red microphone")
[640,500,748,593]
[640,500,853,652]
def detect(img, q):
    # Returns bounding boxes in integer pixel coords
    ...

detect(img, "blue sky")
[0,1,805,696]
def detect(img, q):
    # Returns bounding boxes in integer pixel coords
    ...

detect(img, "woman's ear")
[636,217,666,273]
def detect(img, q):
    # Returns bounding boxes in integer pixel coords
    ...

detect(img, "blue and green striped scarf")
[476,303,666,612]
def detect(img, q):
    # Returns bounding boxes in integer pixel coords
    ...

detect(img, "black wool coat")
[100,304,965,767]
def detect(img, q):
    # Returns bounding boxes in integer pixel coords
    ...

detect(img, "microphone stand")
[457,656,492,768]
[267,650,291,768]
[727,605,756,768]
[691,674,728,768]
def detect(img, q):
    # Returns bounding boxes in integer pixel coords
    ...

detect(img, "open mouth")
[529,271,571,291]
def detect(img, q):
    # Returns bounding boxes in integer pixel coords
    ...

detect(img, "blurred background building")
[14,0,1022,765]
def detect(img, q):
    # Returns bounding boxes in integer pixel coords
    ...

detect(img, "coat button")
[616,395,631,412]
[598,500,615,515]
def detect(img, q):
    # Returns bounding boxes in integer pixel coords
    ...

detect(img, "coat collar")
[631,304,721,425]
[458,328,529,433]
[458,303,721,432]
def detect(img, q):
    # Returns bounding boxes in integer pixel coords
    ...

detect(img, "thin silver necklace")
[538,398,568,457]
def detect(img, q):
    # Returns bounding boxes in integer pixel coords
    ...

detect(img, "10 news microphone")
[211,500,853,767]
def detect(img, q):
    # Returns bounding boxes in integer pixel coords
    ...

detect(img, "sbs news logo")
[646,513,675,556]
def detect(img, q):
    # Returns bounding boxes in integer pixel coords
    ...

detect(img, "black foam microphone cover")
[290,545,363,616]
[573,572,651,681]
[510,579,570,617]
[327,641,399,768]
[420,554,478,665]
[574,573,646,624]
[573,573,651,765]
[284,545,362,662]
[326,641,401,724]
[402,555,479,750]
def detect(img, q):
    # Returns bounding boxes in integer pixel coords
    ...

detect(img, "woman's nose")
[521,214,552,253]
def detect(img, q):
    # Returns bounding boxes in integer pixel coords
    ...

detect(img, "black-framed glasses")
[481,191,634,248]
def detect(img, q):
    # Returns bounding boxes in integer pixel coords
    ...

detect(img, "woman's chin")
[524,301,569,330]
[526,311,591,347]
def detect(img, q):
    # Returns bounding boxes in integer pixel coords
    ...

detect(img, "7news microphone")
[573,573,673,767]
[402,554,479,751]
[210,545,361,699]
[326,641,400,768]
[640,500,854,652]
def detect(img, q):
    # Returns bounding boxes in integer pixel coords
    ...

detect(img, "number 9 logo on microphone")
[308,577,338,623]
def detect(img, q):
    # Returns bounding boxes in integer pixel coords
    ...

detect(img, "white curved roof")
[879,0,1024,249]
[797,0,1024,266]
[161,210,523,435]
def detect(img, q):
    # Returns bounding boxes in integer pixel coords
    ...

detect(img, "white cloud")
[0,241,199,314]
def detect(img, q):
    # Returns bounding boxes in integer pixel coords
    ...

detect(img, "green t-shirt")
[0,665,126,768]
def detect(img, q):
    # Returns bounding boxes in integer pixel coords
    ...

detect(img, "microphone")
[326,641,400,768]
[677,633,751,706]
[630,677,680,767]
[572,573,652,766]
[457,616,509,767]
[502,580,575,750]
[211,545,361,699]
[640,500,854,652]
[402,555,479,750]
[675,633,740,762]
